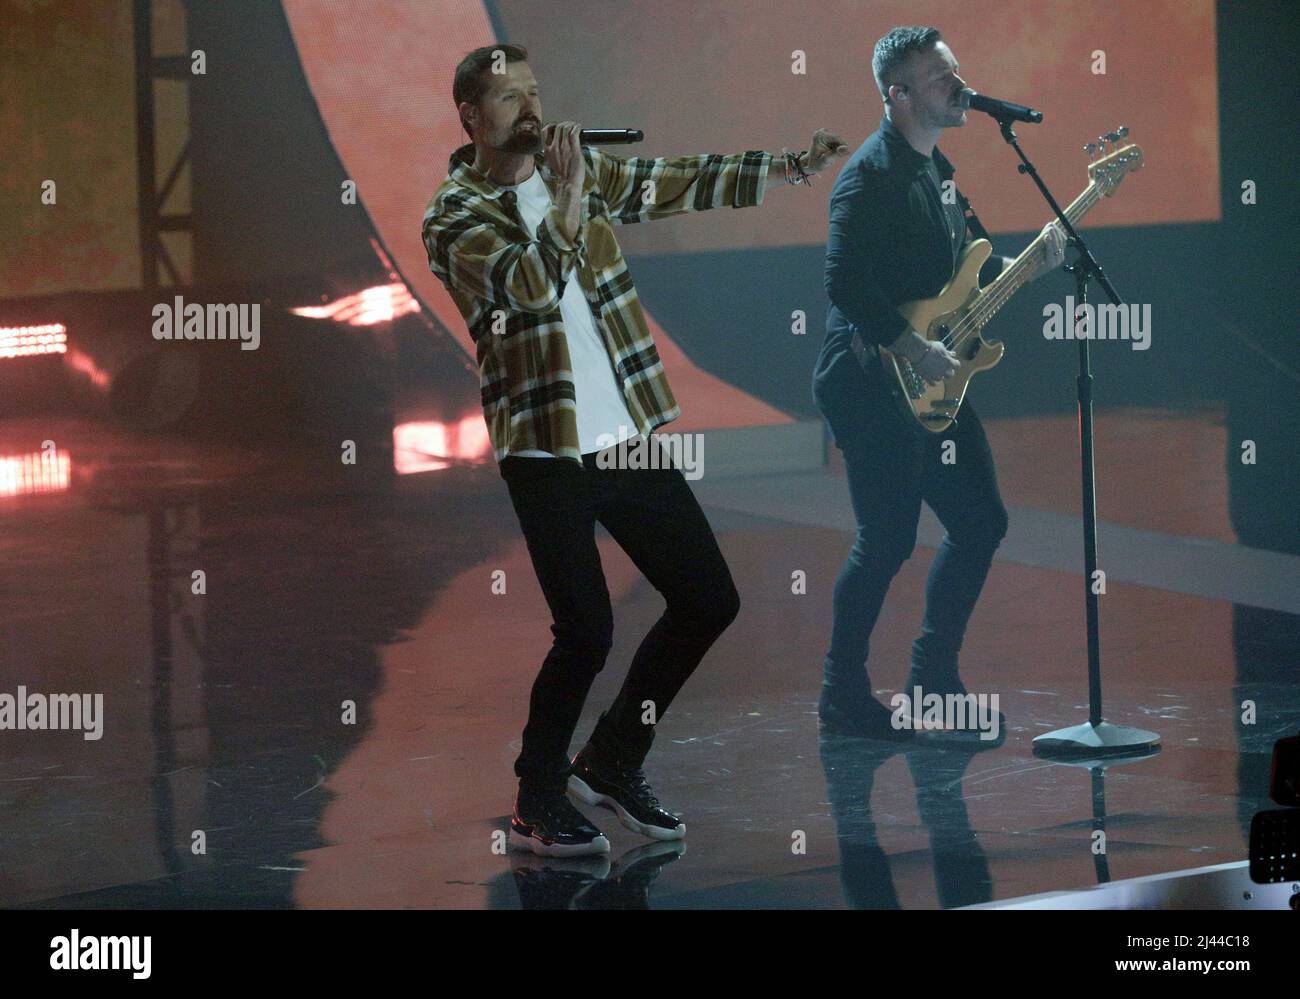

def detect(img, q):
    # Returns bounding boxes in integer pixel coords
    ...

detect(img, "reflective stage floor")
[2,406,1297,909]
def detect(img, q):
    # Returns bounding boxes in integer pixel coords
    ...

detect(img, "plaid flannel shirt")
[421,142,773,463]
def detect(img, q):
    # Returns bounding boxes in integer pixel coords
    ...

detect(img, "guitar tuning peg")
[1083,142,1097,158]
[1115,125,1129,139]
[1097,136,1110,153]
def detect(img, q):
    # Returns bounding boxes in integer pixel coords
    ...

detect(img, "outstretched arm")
[586,127,848,223]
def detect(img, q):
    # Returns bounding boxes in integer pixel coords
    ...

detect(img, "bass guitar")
[874,132,1144,433]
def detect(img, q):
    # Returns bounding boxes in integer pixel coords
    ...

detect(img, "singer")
[421,44,847,856]
[811,26,1066,739]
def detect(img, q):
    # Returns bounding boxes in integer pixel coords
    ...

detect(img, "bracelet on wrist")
[793,151,813,186]
[780,149,813,187]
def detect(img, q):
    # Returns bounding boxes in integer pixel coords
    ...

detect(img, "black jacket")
[812,115,1003,445]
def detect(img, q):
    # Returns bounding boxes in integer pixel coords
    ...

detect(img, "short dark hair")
[872,26,942,104]
[452,44,529,133]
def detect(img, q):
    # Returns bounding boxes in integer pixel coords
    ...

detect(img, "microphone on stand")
[958,88,1043,124]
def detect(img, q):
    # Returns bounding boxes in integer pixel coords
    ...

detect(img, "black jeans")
[823,364,1008,687]
[499,444,740,789]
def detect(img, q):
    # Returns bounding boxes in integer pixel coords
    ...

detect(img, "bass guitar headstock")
[1084,126,1144,196]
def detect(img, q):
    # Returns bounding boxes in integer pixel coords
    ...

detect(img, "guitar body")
[881,238,1005,434]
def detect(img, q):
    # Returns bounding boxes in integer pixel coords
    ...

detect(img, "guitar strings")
[941,183,1100,348]
[935,182,1102,353]
[940,184,1097,349]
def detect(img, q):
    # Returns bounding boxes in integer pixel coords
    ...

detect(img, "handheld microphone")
[958,89,1043,124]
[539,125,644,144]
[576,128,644,144]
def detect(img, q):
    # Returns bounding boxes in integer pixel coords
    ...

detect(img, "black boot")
[819,658,913,741]
[568,713,685,840]
[903,666,1006,738]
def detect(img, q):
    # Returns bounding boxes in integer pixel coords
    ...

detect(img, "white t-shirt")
[500,167,641,458]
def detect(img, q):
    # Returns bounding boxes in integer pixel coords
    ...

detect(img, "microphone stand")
[991,114,1160,758]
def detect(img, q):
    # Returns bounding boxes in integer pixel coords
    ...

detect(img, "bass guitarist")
[812,26,1066,738]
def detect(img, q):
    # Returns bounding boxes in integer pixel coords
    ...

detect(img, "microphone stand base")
[1033,720,1161,759]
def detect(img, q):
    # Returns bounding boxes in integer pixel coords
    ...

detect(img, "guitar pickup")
[929,399,960,408]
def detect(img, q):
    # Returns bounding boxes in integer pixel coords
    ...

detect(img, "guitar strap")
[934,147,994,244]
[956,186,993,243]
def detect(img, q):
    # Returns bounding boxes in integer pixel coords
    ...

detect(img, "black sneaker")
[510,785,611,857]
[568,743,685,841]
[818,685,914,741]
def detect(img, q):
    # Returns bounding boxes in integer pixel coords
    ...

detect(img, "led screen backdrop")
[1,0,1219,431]
[279,0,1217,426]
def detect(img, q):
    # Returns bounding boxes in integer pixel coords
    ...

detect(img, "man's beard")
[933,102,966,129]
[498,119,543,154]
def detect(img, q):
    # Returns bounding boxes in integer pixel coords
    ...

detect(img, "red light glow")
[64,348,111,388]
[291,283,419,326]
[393,417,490,474]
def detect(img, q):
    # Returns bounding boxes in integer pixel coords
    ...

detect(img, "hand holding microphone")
[542,121,585,189]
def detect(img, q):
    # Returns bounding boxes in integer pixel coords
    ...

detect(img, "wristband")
[780,149,813,187]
